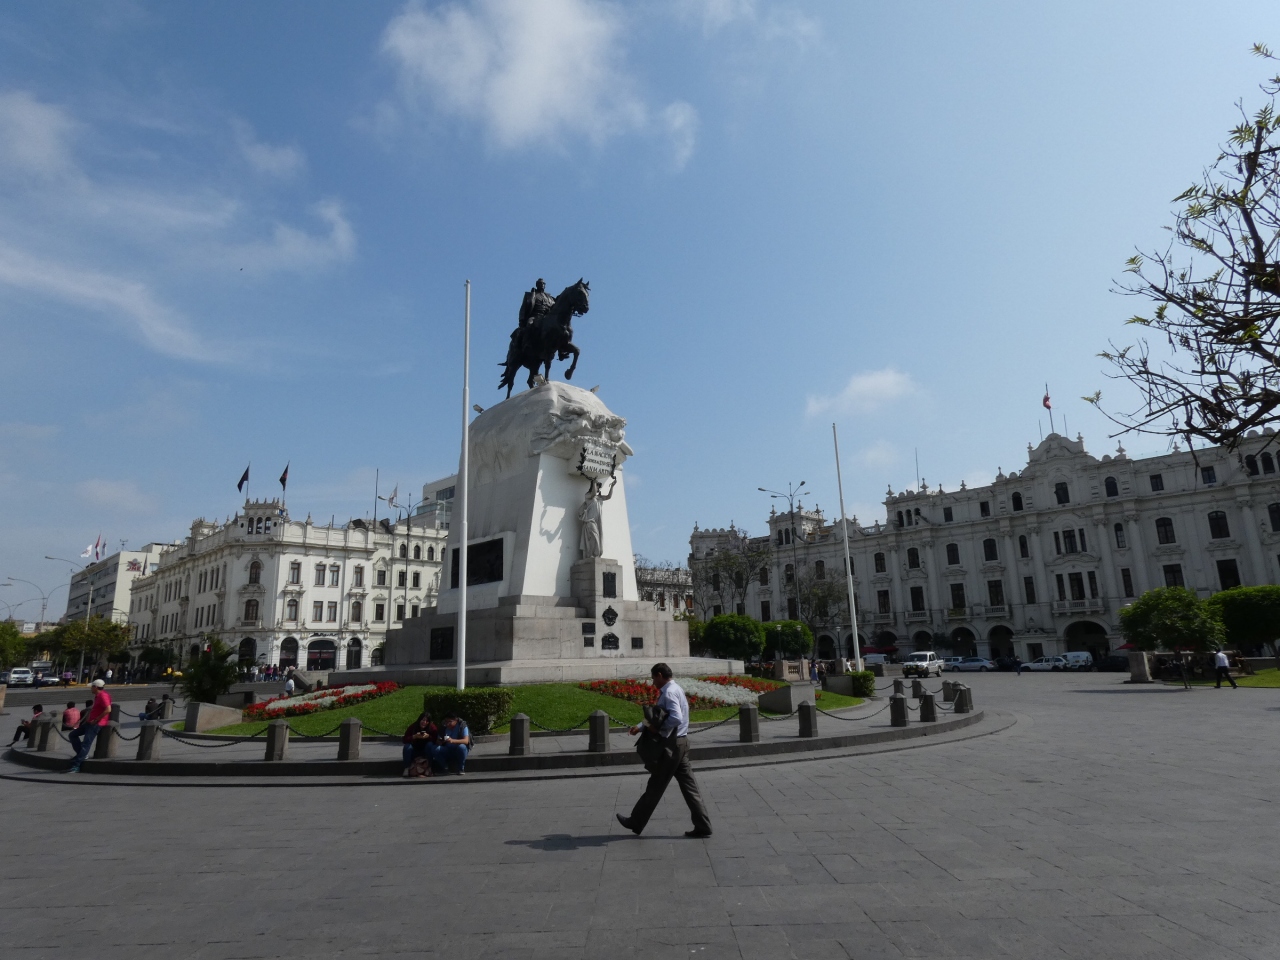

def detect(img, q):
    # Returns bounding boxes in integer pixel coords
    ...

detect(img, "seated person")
[140,698,159,721]
[401,712,438,778]
[437,714,472,775]
[10,705,43,744]
[61,701,81,730]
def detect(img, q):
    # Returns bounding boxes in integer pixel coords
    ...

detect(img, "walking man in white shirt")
[1214,649,1238,689]
[616,663,713,838]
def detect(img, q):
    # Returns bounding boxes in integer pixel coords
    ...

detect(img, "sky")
[1,0,1278,621]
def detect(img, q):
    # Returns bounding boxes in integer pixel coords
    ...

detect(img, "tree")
[1119,587,1225,653]
[1091,47,1280,450]
[178,637,240,704]
[702,614,765,661]
[53,616,130,668]
[0,622,29,669]
[1206,584,1280,655]
[762,620,814,659]
[690,529,772,620]
[794,569,847,651]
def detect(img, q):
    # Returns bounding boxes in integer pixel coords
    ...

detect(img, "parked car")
[1026,656,1067,671]
[0,670,9,685]
[901,651,944,678]
[1060,652,1094,671]
[1095,654,1131,672]
[7,667,34,686]
[953,657,995,672]
[941,657,964,671]
[862,653,889,667]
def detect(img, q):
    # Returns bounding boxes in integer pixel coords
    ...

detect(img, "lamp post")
[46,556,97,681]
[379,493,419,633]
[5,576,56,632]
[759,481,805,663]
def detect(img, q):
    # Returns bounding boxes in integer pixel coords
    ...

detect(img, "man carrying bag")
[616,663,713,838]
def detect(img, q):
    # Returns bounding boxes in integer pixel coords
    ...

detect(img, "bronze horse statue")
[498,279,590,398]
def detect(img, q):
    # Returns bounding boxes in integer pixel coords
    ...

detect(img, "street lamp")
[759,481,806,664]
[5,575,57,631]
[46,556,98,681]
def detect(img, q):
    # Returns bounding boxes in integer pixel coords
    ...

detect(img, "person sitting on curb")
[437,714,472,775]
[68,679,111,773]
[10,704,43,745]
[140,698,159,721]
[61,701,81,731]
[401,712,438,778]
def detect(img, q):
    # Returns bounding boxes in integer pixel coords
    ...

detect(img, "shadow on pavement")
[505,833,629,851]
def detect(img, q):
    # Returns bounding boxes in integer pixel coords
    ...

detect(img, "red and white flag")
[83,534,104,561]
[1042,389,1052,410]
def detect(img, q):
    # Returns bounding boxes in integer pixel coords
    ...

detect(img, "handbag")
[635,703,672,772]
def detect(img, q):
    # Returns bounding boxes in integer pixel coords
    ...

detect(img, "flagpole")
[832,424,863,674]
[457,280,471,691]
[1045,384,1055,435]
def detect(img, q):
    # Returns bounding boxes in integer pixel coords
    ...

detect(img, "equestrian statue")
[498,278,590,398]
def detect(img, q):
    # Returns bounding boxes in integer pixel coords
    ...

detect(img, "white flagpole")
[832,423,863,674]
[457,280,471,690]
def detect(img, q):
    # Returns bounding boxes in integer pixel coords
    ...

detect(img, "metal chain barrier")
[160,728,265,748]
[528,717,594,734]
[361,724,404,738]
[116,730,142,741]
[759,708,799,721]
[285,723,345,739]
[816,701,891,721]
[687,711,742,735]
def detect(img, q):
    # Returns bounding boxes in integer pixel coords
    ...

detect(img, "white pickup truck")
[901,651,944,678]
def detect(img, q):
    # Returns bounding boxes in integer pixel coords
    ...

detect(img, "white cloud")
[858,440,898,468]
[221,199,355,274]
[805,368,917,418]
[0,90,76,178]
[676,0,818,43]
[76,478,154,512]
[662,101,698,169]
[233,118,305,177]
[380,0,694,160]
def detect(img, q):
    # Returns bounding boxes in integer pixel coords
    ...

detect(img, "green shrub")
[177,637,240,704]
[763,620,814,657]
[421,688,514,735]
[845,670,875,697]
[703,614,765,660]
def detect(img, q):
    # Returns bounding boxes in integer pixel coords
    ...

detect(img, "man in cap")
[68,678,112,773]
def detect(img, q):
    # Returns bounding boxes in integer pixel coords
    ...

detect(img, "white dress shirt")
[649,680,690,737]
[1215,651,1230,669]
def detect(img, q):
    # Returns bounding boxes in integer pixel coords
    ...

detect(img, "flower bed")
[699,675,784,693]
[578,675,789,709]
[577,678,727,709]
[244,682,399,720]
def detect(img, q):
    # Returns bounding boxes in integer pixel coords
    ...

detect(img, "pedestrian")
[616,663,713,838]
[1014,656,1023,676]
[68,679,112,773]
[10,705,43,745]
[1214,649,1238,689]
[61,701,81,730]
[283,675,295,697]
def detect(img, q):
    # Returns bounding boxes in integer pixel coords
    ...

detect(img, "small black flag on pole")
[279,463,290,491]
[237,465,250,493]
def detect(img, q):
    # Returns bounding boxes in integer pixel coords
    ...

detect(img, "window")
[760,600,771,621]
[353,565,364,587]
[1202,466,1217,485]
[877,590,891,614]
[194,607,202,629]
[351,600,362,621]
[286,599,298,621]
[1208,511,1231,539]
[897,511,905,528]
[1246,455,1260,475]
[249,561,261,585]
[376,569,387,586]
[374,602,385,622]
[1121,568,1135,598]
[312,601,324,621]
[980,501,991,518]
[1019,535,1029,559]
[1270,503,1280,532]
[910,585,925,611]
[397,571,407,588]
[412,604,420,618]
[987,580,1005,607]
[603,572,617,598]
[330,565,340,586]
[776,529,783,545]
[874,552,887,573]
[1069,572,1085,601]
[943,506,954,522]
[399,543,408,559]
[1105,477,1119,498]
[1264,452,1276,474]
[783,528,791,545]
[949,583,966,610]
[1079,528,1087,552]
[1055,482,1070,504]
[1114,523,1126,549]
[786,598,797,619]
[1062,529,1078,554]
[314,563,326,586]
[710,572,721,592]
[326,602,338,622]
[427,546,435,561]
[783,565,793,584]
[413,545,421,560]
[1217,559,1242,591]
[1023,576,1036,605]
[907,548,920,569]
[734,571,745,589]
[412,572,421,588]
[759,566,769,586]
[1053,531,1062,555]
[396,603,405,622]
[289,561,301,584]
[631,636,644,650]
[1055,573,1066,601]
[982,538,998,562]
[945,543,960,566]
[714,604,724,617]
[814,560,826,580]
[430,626,454,660]
[1155,517,1176,545]
[243,599,259,621]
[1012,492,1023,511]
[1163,564,1185,588]
[1149,474,1164,492]
[1087,570,1099,599]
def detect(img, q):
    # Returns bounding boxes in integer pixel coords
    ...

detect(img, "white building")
[690,431,1280,663]
[127,498,448,671]
[64,544,168,624]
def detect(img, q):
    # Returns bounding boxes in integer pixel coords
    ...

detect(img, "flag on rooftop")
[279,462,289,491]
[237,465,250,493]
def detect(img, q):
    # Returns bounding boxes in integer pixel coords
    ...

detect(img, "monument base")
[329,655,744,688]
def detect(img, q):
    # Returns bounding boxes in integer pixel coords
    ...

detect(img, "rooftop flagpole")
[832,423,863,673]
[457,280,471,691]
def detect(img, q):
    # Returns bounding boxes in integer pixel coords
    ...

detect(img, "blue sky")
[2,0,1278,620]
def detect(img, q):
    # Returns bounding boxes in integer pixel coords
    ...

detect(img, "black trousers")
[628,735,711,834]
[1215,666,1238,688]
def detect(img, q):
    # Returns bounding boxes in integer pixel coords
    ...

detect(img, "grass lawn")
[208,682,865,737]
[1186,667,1280,688]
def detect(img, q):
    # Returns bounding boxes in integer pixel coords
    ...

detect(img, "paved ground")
[3,671,1278,959]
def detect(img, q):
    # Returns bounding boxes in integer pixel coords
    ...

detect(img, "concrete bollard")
[265,719,289,761]
[136,721,162,761]
[509,713,531,756]
[942,680,956,703]
[588,710,611,753]
[738,703,760,743]
[870,663,885,677]
[159,699,174,720]
[919,694,937,723]
[954,684,973,714]
[892,678,905,697]
[94,721,119,758]
[911,679,925,699]
[109,703,121,723]
[798,701,818,738]
[889,694,909,728]
[34,717,58,751]
[337,718,362,761]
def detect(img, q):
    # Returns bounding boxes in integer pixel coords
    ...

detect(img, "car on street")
[952,657,995,672]
[901,651,944,677]
[941,657,964,671]
[1095,654,1131,672]
[1026,656,1068,671]
[7,667,34,686]
[1059,652,1094,671]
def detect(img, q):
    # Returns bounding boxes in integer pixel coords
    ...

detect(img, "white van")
[1060,652,1094,671]
[861,653,889,666]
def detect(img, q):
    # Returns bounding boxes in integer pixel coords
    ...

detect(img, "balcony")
[982,604,1009,618]
[905,610,930,622]
[872,611,894,624]
[1052,598,1106,615]
[946,606,970,620]
[239,619,263,628]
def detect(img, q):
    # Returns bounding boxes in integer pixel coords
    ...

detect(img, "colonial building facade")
[127,498,448,671]
[690,431,1280,663]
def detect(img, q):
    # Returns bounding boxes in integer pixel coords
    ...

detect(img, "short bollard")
[911,679,925,699]
[869,663,885,677]
[337,718,362,761]
[94,721,119,758]
[919,694,937,723]
[588,710,611,753]
[136,721,162,761]
[265,719,289,761]
[954,685,972,714]
[798,700,818,738]
[892,678,905,697]
[34,717,57,752]
[159,699,174,720]
[738,703,760,743]
[942,680,956,703]
[109,703,122,723]
[889,694,909,728]
[509,713,531,756]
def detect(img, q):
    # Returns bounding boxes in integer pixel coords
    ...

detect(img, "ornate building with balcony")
[126,498,448,672]
[690,431,1280,663]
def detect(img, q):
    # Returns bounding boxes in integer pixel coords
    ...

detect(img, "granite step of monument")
[330,655,744,688]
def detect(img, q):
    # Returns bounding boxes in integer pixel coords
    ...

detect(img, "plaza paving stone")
[2,671,1278,958]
